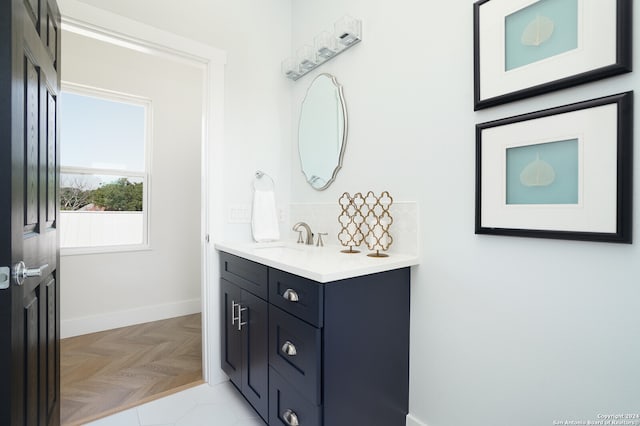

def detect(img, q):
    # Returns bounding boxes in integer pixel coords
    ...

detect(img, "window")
[60,87,150,253]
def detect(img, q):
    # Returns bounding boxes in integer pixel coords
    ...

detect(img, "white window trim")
[60,83,153,256]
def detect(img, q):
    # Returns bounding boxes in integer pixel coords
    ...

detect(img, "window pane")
[60,89,148,251]
[60,173,145,248]
[60,173,143,212]
[60,209,144,248]
[60,92,145,171]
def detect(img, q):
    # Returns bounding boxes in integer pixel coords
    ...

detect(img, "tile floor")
[85,382,265,426]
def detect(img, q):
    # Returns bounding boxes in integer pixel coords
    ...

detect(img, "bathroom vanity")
[216,242,418,426]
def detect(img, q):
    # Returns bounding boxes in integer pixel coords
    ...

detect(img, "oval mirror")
[298,73,347,190]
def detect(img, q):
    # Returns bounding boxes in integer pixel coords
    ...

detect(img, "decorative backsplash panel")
[291,200,418,256]
[362,191,394,257]
[338,191,394,257]
[338,192,365,253]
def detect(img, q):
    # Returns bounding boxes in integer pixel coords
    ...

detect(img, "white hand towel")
[251,189,280,242]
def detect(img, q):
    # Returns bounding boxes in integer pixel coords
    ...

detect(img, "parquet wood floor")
[61,313,203,426]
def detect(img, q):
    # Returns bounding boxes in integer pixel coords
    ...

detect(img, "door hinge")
[205,234,210,243]
[0,266,10,290]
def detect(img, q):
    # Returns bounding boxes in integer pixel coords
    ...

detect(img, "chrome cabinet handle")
[231,300,239,325]
[281,341,297,356]
[231,301,248,331]
[282,409,299,426]
[282,288,299,302]
[13,261,48,286]
[237,305,247,331]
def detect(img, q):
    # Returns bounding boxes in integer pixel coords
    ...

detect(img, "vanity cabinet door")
[220,279,269,422]
[220,279,242,388]
[241,290,269,421]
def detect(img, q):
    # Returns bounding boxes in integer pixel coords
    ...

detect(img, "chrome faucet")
[292,222,314,245]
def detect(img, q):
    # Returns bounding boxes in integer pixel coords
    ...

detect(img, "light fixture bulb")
[334,15,362,46]
[315,31,339,60]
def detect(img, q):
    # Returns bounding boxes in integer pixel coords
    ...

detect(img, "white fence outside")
[60,211,144,248]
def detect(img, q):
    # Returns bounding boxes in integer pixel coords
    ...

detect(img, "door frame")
[59,0,227,384]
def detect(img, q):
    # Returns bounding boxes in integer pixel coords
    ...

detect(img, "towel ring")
[254,170,275,191]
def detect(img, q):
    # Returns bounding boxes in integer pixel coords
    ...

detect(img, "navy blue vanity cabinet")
[268,267,411,426]
[220,251,411,426]
[220,253,269,422]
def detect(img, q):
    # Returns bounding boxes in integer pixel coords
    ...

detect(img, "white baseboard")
[407,413,428,426]
[61,298,202,338]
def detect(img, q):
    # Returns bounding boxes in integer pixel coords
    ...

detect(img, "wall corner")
[407,413,428,426]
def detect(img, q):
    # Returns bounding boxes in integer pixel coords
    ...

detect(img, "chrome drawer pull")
[237,306,247,331]
[281,341,297,356]
[231,301,247,331]
[282,409,299,426]
[231,300,239,325]
[282,288,299,302]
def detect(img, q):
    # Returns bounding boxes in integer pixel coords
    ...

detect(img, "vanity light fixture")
[297,45,317,72]
[315,31,338,60]
[334,15,362,47]
[282,15,362,81]
[281,58,301,80]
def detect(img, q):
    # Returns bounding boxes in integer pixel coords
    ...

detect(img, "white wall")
[291,1,640,426]
[73,0,294,242]
[59,0,293,383]
[58,1,640,424]
[60,30,203,337]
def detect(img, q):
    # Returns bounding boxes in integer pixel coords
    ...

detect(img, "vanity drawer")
[269,367,321,426]
[269,268,324,327]
[269,305,321,404]
[220,252,268,299]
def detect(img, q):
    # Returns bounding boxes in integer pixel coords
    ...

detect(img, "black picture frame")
[475,92,633,243]
[474,0,632,110]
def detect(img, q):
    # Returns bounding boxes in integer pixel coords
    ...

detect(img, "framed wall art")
[474,0,632,110]
[475,92,633,243]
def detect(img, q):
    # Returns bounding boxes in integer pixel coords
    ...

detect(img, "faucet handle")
[316,233,328,247]
[296,230,304,244]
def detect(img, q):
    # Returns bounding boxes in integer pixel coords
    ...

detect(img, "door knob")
[13,262,48,286]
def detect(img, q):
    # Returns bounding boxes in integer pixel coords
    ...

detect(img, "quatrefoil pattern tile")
[338,191,393,255]
[338,192,365,251]
[363,191,393,253]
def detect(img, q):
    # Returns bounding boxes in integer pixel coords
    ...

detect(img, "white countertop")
[215,241,419,283]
